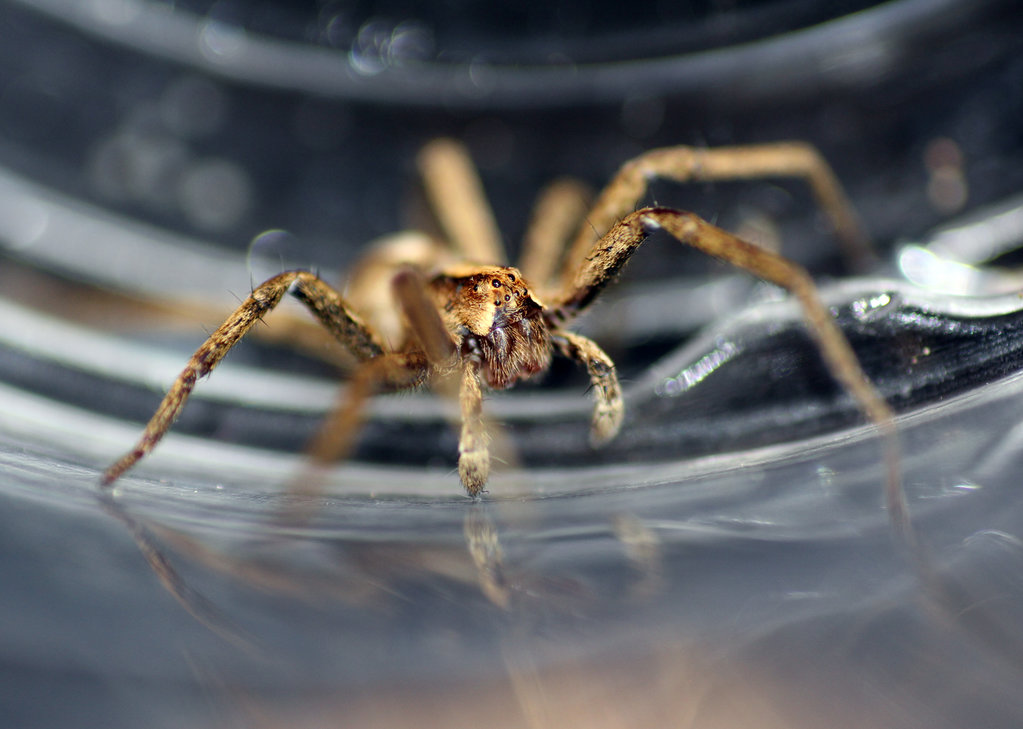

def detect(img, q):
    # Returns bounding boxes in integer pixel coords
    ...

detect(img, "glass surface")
[1,1,1022,727]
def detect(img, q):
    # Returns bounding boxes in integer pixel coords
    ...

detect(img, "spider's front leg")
[458,356,489,496]
[390,268,490,497]
[550,207,910,549]
[102,271,385,485]
[564,142,874,279]
[552,330,623,446]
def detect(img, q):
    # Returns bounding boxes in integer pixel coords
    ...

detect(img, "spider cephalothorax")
[430,264,551,390]
[102,138,906,541]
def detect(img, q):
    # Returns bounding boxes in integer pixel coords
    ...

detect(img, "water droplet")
[247,229,303,282]
[199,19,246,61]
[387,22,433,65]
[349,19,392,76]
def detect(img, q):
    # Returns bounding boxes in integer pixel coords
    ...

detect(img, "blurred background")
[2,0,1023,727]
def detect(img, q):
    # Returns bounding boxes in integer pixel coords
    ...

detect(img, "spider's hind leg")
[417,138,507,265]
[518,178,592,297]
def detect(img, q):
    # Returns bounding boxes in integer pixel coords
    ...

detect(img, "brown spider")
[101,139,904,538]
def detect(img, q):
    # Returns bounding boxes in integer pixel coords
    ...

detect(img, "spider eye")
[492,279,501,288]
[508,274,516,282]
[504,294,511,301]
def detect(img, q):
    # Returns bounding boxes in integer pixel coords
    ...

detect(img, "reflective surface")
[2,1,1023,727]
[6,272,1023,727]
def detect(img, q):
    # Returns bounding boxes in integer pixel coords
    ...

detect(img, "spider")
[101,138,905,539]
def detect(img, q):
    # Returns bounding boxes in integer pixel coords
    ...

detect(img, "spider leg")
[393,267,500,497]
[308,267,491,497]
[391,268,490,495]
[518,178,592,295]
[417,138,507,265]
[303,350,432,467]
[458,356,489,497]
[281,354,432,518]
[102,270,385,485]
[319,352,491,501]
[563,142,873,287]
[293,268,455,475]
[342,231,454,348]
[551,207,910,550]
[551,330,623,445]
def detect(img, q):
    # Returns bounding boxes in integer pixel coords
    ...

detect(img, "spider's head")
[431,264,552,389]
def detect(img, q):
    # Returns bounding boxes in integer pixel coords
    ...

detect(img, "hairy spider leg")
[101,271,385,485]
[302,350,432,466]
[458,357,489,496]
[417,138,507,265]
[294,268,495,496]
[297,270,455,468]
[563,142,875,290]
[550,330,623,446]
[392,268,491,496]
[549,207,910,551]
[518,178,593,295]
